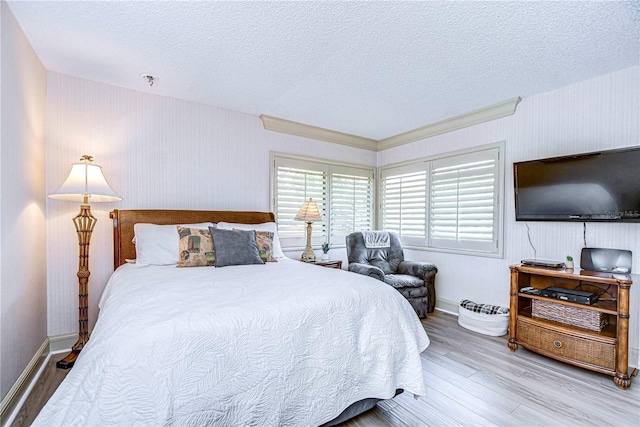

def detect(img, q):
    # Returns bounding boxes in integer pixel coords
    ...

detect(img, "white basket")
[458,305,509,336]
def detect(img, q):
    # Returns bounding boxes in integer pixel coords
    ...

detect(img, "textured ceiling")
[6,1,640,140]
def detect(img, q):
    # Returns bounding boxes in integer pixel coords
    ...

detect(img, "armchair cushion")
[347,262,385,281]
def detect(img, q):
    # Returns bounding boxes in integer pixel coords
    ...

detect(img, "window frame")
[378,142,505,258]
[270,152,376,251]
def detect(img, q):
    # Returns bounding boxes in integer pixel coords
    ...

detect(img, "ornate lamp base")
[299,221,317,262]
[300,246,317,262]
[57,199,95,370]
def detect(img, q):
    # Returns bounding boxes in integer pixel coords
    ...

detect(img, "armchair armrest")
[398,261,437,279]
[398,261,438,313]
[348,262,385,281]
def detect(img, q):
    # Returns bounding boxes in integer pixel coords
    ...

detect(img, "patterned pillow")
[235,229,277,262]
[255,231,278,263]
[176,226,216,267]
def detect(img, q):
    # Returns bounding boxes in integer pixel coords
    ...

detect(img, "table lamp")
[49,155,121,369]
[294,198,323,262]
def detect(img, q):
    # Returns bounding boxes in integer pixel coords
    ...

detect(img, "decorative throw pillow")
[234,229,277,262]
[216,222,285,258]
[255,231,278,263]
[177,226,216,267]
[209,227,264,267]
[133,222,214,267]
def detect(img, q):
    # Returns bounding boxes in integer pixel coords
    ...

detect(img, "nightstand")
[308,260,343,269]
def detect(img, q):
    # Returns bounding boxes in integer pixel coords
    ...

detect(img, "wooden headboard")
[109,209,276,269]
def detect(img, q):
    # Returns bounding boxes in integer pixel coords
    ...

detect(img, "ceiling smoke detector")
[141,74,158,87]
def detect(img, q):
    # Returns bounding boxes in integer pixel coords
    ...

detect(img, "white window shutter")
[273,155,375,250]
[380,163,427,246]
[330,165,374,244]
[274,157,328,248]
[429,148,499,252]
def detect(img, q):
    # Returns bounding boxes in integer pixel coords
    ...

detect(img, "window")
[380,143,503,256]
[272,154,375,249]
[380,164,428,247]
[274,157,327,245]
[330,166,375,241]
[429,148,500,253]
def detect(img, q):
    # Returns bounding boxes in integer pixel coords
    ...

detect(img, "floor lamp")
[49,155,121,369]
[295,198,323,262]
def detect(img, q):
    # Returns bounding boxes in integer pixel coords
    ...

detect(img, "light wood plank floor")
[12,312,640,426]
[344,312,639,427]
[10,353,69,427]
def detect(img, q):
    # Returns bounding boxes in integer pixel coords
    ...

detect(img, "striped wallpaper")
[45,72,376,336]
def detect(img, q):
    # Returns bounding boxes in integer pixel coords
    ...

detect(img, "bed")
[34,209,429,426]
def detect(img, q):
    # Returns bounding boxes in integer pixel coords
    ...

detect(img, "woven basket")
[532,299,608,332]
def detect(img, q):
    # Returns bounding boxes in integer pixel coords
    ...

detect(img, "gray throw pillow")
[209,227,264,267]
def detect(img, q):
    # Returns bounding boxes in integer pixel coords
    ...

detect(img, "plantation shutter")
[274,157,327,248]
[429,148,499,252]
[330,165,374,243]
[380,163,428,246]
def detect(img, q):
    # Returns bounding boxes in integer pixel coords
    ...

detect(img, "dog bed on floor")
[458,299,509,336]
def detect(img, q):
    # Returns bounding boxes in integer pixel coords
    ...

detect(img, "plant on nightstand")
[565,255,574,269]
[321,242,331,260]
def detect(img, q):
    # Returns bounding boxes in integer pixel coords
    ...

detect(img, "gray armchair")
[346,231,437,318]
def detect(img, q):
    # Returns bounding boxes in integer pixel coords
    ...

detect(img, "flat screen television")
[514,146,640,222]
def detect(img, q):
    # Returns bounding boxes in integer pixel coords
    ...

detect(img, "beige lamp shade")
[49,156,121,203]
[294,198,323,222]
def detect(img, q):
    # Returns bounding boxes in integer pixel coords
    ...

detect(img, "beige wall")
[378,65,640,364]
[0,1,48,399]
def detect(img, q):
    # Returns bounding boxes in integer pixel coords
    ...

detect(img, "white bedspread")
[34,259,429,426]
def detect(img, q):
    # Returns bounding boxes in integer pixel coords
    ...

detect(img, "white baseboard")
[435,298,459,315]
[49,333,77,354]
[0,338,49,426]
[630,348,639,370]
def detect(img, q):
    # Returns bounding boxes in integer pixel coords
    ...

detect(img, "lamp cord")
[526,222,537,259]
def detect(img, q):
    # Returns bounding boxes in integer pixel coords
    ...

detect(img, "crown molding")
[377,97,522,150]
[260,96,522,152]
[260,115,378,151]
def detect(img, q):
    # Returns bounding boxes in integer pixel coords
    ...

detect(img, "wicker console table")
[508,265,635,389]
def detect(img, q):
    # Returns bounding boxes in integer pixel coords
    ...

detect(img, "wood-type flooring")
[11,311,640,426]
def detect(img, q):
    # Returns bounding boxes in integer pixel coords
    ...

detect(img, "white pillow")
[134,222,214,267]
[216,221,285,258]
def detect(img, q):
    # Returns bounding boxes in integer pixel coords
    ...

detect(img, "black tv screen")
[514,146,640,222]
